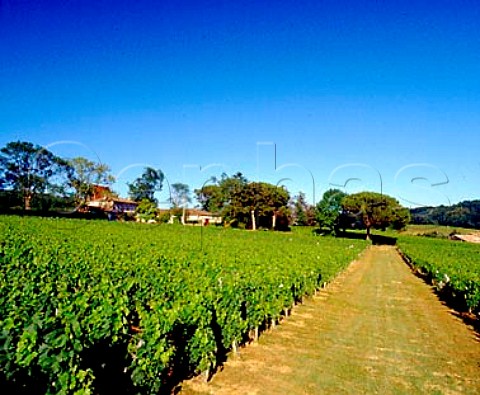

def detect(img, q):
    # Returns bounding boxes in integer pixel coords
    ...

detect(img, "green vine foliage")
[398,236,480,313]
[0,216,366,393]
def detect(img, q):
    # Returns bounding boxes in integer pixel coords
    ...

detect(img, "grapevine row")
[0,216,366,394]
[398,236,480,314]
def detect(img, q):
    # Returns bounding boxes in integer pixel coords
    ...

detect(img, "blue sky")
[1,0,479,207]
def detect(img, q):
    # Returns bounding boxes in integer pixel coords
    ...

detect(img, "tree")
[170,183,191,208]
[135,198,158,222]
[196,184,222,212]
[389,206,411,230]
[195,172,248,214]
[128,167,164,203]
[170,182,191,225]
[291,192,315,226]
[67,157,115,207]
[231,182,290,230]
[342,192,410,240]
[0,141,69,210]
[316,189,348,233]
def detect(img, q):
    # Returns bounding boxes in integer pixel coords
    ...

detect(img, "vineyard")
[0,216,366,394]
[398,236,480,314]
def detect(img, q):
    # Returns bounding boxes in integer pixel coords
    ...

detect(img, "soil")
[179,246,480,395]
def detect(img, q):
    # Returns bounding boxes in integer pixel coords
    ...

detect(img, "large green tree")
[227,181,290,230]
[128,167,164,203]
[342,191,410,240]
[0,141,69,210]
[67,157,115,207]
[195,172,248,214]
[316,189,348,233]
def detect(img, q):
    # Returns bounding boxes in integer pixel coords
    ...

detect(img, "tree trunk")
[364,215,373,241]
[24,193,32,211]
[251,210,256,230]
[204,367,210,383]
[366,223,371,241]
[232,340,238,354]
[272,212,277,230]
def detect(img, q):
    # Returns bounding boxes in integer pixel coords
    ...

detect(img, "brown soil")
[179,246,480,395]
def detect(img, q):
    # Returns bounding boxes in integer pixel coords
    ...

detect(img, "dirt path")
[180,246,480,395]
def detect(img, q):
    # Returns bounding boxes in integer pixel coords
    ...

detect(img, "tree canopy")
[410,200,480,229]
[169,182,191,208]
[291,192,315,226]
[195,173,290,230]
[135,198,158,222]
[315,189,348,233]
[195,172,247,214]
[128,167,164,204]
[0,141,69,210]
[342,191,410,239]
[234,181,290,229]
[67,157,114,207]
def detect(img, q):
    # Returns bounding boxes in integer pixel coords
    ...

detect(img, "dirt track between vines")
[180,246,480,395]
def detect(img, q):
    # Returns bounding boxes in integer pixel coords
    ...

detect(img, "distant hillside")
[410,200,480,229]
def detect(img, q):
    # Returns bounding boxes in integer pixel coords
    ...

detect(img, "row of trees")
[0,141,191,213]
[0,140,410,236]
[410,200,480,229]
[194,173,410,235]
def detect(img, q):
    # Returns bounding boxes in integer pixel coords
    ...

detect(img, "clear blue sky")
[1,0,479,207]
